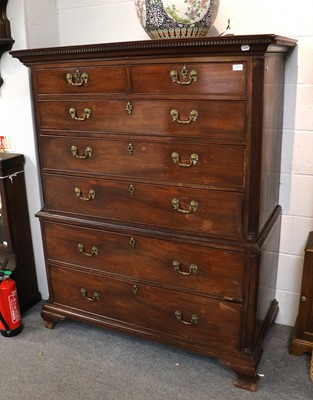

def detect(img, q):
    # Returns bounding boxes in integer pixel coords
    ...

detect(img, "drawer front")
[130,62,247,96]
[43,221,244,299]
[40,135,245,188]
[49,265,241,349]
[38,99,246,141]
[43,174,244,238]
[35,65,126,94]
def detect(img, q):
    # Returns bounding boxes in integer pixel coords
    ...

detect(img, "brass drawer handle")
[66,69,89,86]
[77,243,98,257]
[71,145,93,159]
[80,288,100,302]
[172,198,198,214]
[170,109,198,124]
[75,187,96,201]
[175,310,199,325]
[69,107,91,121]
[171,152,199,167]
[170,65,198,85]
[172,260,198,276]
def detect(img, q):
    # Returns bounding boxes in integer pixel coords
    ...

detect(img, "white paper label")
[233,64,243,71]
[241,45,250,52]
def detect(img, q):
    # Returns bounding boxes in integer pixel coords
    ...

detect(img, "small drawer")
[43,173,244,239]
[35,65,126,94]
[130,62,247,97]
[42,221,245,300]
[49,265,241,350]
[37,99,246,141]
[40,135,245,188]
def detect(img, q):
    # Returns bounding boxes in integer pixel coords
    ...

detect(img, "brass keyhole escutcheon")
[128,184,136,195]
[126,101,133,115]
[128,142,134,156]
[132,284,139,295]
[129,237,136,248]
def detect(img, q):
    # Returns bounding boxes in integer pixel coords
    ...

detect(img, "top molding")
[11,35,297,65]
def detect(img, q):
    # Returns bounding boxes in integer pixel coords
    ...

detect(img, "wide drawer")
[40,135,245,188]
[49,264,241,350]
[35,65,126,94]
[34,62,246,97]
[37,99,246,141]
[42,221,245,300]
[43,173,244,238]
[130,62,247,97]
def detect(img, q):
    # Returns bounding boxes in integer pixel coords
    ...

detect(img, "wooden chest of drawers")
[12,35,296,391]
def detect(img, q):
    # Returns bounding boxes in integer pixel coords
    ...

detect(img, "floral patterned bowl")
[134,0,219,39]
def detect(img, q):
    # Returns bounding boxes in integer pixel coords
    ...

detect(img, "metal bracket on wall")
[0,0,14,87]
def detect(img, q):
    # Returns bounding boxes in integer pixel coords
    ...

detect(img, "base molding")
[41,298,278,391]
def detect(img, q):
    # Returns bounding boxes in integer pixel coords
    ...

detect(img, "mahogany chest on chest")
[12,35,296,390]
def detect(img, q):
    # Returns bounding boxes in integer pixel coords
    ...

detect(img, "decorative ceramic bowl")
[134,0,219,39]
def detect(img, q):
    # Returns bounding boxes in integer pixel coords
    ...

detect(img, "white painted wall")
[3,0,313,326]
[2,0,59,299]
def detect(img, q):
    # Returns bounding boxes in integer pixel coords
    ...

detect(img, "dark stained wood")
[49,264,242,350]
[11,35,296,391]
[11,35,296,63]
[40,135,245,187]
[130,62,247,96]
[42,173,244,238]
[37,99,246,140]
[289,232,313,355]
[0,153,41,312]
[35,65,126,94]
[42,220,245,300]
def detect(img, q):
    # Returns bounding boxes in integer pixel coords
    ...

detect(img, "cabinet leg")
[310,351,313,382]
[289,338,313,356]
[220,360,260,391]
[44,319,56,329]
[233,373,259,392]
[41,303,65,329]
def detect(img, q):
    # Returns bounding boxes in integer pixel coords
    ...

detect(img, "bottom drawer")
[49,265,241,351]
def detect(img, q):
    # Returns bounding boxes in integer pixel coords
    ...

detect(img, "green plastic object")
[0,270,12,275]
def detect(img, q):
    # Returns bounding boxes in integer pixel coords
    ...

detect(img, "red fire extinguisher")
[0,260,23,337]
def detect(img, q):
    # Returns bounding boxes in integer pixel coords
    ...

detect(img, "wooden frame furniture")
[289,231,313,382]
[0,153,41,312]
[12,35,296,390]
